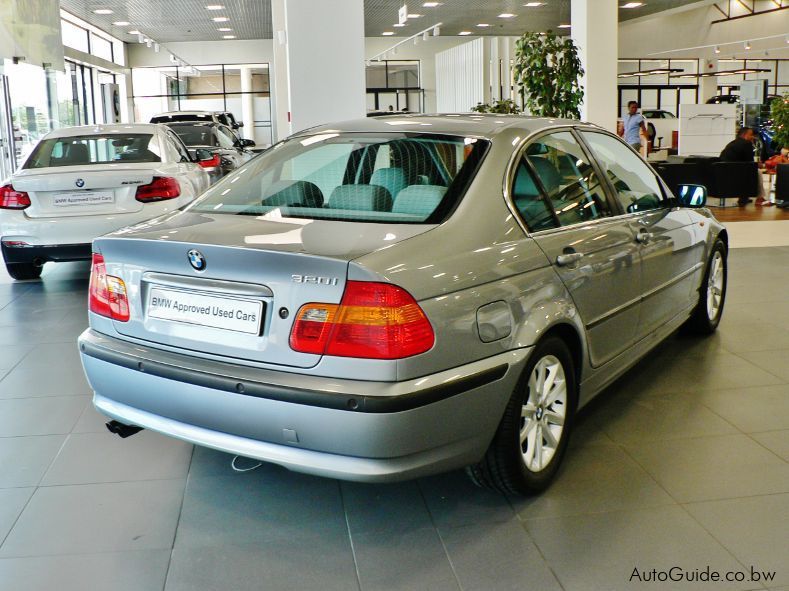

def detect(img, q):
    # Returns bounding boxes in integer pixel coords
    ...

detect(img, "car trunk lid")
[11,164,155,218]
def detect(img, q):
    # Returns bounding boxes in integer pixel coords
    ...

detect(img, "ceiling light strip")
[367,22,443,61]
[647,33,789,56]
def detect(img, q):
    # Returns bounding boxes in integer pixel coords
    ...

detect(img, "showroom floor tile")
[0,248,787,590]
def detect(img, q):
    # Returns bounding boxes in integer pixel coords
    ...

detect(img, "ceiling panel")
[58,0,709,43]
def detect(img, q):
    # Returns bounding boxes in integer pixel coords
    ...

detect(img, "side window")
[166,132,191,162]
[510,159,558,232]
[216,126,237,150]
[580,132,668,213]
[523,132,612,227]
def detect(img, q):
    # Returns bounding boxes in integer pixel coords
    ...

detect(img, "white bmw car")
[0,124,211,280]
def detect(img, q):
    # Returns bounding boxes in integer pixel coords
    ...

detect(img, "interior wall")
[128,39,274,68]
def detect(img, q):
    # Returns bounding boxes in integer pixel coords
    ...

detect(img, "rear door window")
[515,131,612,228]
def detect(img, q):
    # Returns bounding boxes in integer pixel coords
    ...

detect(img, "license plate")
[147,287,263,335]
[52,191,114,206]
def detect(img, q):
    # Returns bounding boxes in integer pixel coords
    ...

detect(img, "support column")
[572,0,618,131]
[271,0,366,140]
[699,59,718,104]
[240,66,255,141]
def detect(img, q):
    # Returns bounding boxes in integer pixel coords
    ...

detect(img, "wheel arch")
[539,322,584,388]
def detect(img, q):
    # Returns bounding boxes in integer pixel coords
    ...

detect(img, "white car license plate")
[147,287,263,335]
[52,191,115,206]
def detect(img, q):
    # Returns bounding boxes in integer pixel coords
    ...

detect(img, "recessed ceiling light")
[128,30,141,35]
[382,31,395,35]
[423,1,442,6]
[558,24,571,28]
[206,4,224,9]
[393,23,406,27]
[112,21,130,26]
[223,35,236,39]
[477,23,491,27]
[93,8,113,14]
[459,31,472,35]
[212,16,229,22]
[217,27,232,31]
[524,2,545,6]
[621,2,644,7]
[498,13,517,18]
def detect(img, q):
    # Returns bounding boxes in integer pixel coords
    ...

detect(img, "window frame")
[504,125,621,235]
[575,129,673,217]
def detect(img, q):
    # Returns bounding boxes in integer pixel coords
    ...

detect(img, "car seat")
[327,185,392,212]
[391,185,446,217]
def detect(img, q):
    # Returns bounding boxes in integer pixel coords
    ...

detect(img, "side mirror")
[677,184,707,208]
[195,148,214,162]
[235,138,255,148]
[235,122,244,129]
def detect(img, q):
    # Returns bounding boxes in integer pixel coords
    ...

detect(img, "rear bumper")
[2,242,92,265]
[79,328,530,482]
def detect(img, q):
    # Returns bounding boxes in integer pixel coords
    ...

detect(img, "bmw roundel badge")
[75,178,85,188]
[187,249,206,271]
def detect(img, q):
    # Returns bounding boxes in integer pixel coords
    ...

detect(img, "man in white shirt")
[622,101,648,152]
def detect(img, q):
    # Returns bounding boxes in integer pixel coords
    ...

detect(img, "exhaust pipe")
[106,420,144,438]
[32,258,44,268]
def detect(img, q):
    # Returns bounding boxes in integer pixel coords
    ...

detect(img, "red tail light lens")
[198,154,221,168]
[89,253,130,322]
[135,177,181,203]
[0,184,31,209]
[290,281,434,359]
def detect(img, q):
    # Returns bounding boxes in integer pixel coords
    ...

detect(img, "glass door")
[0,75,16,178]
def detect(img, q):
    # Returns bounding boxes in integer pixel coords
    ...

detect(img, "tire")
[466,336,578,495]
[684,239,727,335]
[5,262,42,281]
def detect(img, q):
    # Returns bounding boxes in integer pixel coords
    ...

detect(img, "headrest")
[261,180,324,208]
[327,184,392,212]
[391,185,446,216]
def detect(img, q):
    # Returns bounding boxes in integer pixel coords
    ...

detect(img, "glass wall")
[366,60,423,114]
[617,58,700,117]
[131,64,272,146]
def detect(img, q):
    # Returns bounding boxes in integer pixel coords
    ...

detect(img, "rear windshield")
[171,126,219,147]
[186,132,489,223]
[151,114,213,123]
[24,134,162,168]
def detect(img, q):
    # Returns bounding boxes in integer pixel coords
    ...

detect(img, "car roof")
[153,111,216,117]
[295,113,597,140]
[41,124,164,139]
[167,121,218,127]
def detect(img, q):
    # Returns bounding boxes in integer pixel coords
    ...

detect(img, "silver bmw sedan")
[78,114,727,495]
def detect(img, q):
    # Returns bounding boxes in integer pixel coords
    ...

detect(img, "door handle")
[635,230,653,244]
[556,252,584,266]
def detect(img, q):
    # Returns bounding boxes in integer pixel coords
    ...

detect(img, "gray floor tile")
[716,319,789,353]
[166,541,359,591]
[418,470,515,528]
[751,430,789,461]
[342,480,433,535]
[0,343,90,399]
[0,397,87,437]
[0,550,170,591]
[185,446,244,478]
[352,528,458,591]
[626,434,789,502]
[686,494,789,587]
[70,401,111,434]
[0,435,66,488]
[698,384,789,433]
[511,444,674,520]
[599,390,739,444]
[0,480,185,557]
[0,488,34,542]
[525,505,750,591]
[0,345,34,371]
[439,521,562,591]
[739,350,789,383]
[41,431,193,486]
[175,471,346,548]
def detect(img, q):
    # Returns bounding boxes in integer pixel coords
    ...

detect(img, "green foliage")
[471,99,521,114]
[771,94,789,150]
[512,31,584,119]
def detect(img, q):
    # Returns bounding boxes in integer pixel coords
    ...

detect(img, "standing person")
[623,101,648,154]
[720,127,768,206]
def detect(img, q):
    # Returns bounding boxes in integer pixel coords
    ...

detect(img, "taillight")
[0,184,31,209]
[198,154,221,168]
[135,177,181,203]
[89,253,130,322]
[290,281,434,359]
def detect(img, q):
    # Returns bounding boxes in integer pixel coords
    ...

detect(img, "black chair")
[776,164,789,205]
[653,162,709,199]
[710,161,760,207]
